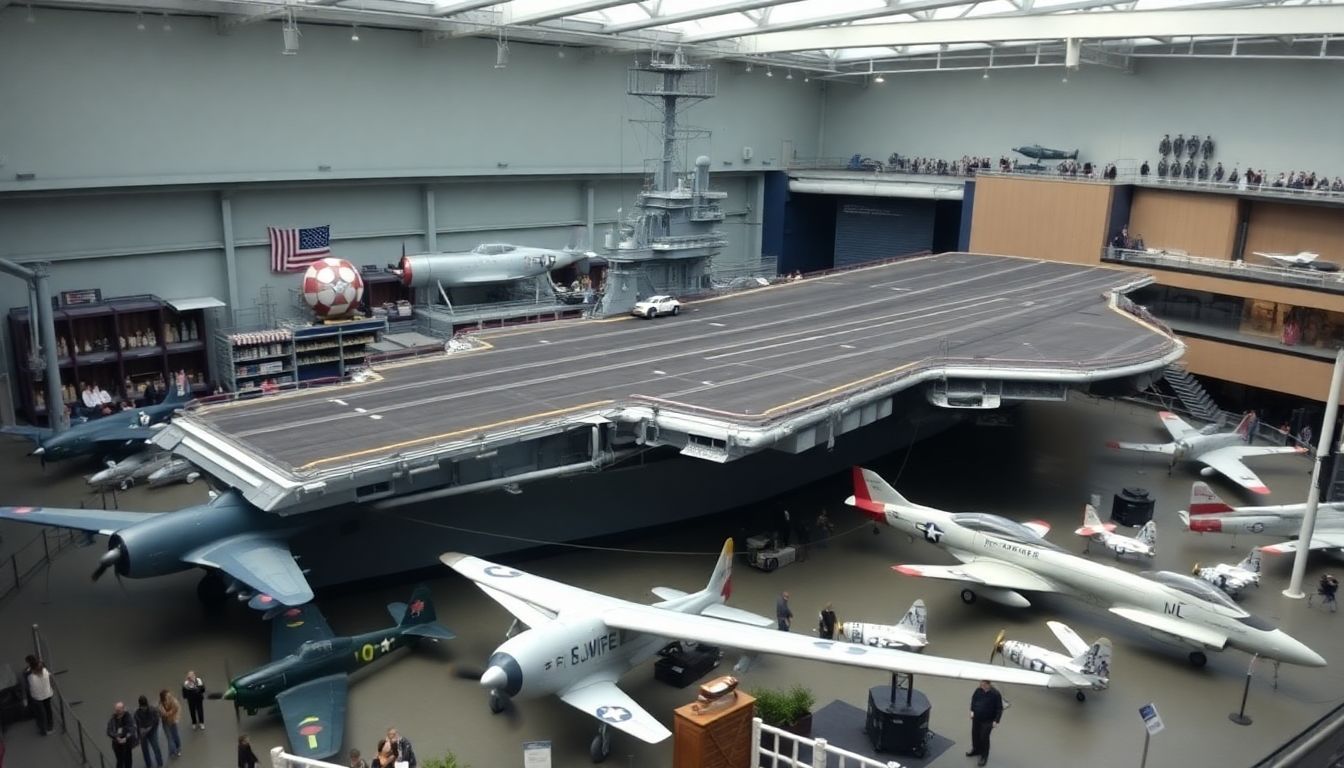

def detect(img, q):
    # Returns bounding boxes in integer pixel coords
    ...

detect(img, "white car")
[632,295,682,318]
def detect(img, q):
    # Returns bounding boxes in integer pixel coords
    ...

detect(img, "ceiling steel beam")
[731,5,1344,54]
[503,0,631,26]
[682,0,1006,44]
[429,0,506,17]
[601,0,802,34]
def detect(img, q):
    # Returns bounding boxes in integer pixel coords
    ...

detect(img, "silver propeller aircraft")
[441,540,1063,762]
[847,467,1325,669]
[837,599,928,651]
[396,243,592,288]
[1180,481,1344,558]
[990,621,1110,701]
[1075,504,1156,559]
[1107,411,1305,495]
[1193,549,1262,598]
[1252,250,1320,267]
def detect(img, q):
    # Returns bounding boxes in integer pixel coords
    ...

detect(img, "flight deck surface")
[159,253,1180,507]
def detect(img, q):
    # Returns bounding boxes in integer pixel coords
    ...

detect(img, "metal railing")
[0,527,81,605]
[269,747,346,768]
[973,168,1344,202]
[754,717,904,768]
[1104,247,1344,294]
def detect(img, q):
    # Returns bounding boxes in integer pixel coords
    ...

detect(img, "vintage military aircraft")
[441,540,1063,762]
[837,599,928,651]
[396,243,593,288]
[990,621,1110,701]
[848,467,1325,669]
[1193,550,1262,598]
[0,490,322,607]
[2,382,192,463]
[212,585,453,760]
[1179,481,1344,558]
[86,452,174,491]
[1075,503,1156,559]
[1252,250,1321,267]
[1012,144,1078,161]
[1107,411,1306,495]
[146,457,202,488]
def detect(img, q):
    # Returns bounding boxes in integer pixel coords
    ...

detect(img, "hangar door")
[833,197,936,269]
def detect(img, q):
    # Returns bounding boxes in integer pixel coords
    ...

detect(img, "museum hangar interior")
[2,2,1344,767]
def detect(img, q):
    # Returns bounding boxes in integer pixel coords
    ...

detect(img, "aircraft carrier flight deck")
[153,253,1183,513]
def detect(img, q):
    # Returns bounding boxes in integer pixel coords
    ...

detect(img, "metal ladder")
[1159,363,1224,425]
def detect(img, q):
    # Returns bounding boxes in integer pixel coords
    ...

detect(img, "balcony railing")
[974,168,1344,203]
[1103,247,1344,295]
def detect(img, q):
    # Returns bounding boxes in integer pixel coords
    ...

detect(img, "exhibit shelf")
[215,317,386,392]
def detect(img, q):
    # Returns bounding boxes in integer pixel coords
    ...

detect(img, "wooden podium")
[673,692,756,768]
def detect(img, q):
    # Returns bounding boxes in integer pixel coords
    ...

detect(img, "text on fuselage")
[545,631,621,671]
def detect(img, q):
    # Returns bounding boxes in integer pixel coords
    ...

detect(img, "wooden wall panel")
[1183,336,1333,402]
[1244,202,1344,266]
[1127,189,1239,259]
[969,176,1112,264]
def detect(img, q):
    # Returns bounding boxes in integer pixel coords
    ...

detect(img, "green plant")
[752,684,815,727]
[421,752,471,768]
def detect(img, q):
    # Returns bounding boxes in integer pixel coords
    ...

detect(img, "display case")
[292,317,387,382]
[7,295,212,426]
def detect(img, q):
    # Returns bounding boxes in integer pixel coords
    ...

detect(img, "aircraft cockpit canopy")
[297,639,335,657]
[1141,571,1243,612]
[951,513,1063,552]
[473,244,517,255]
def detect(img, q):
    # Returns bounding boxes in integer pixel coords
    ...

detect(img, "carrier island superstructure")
[153,253,1184,587]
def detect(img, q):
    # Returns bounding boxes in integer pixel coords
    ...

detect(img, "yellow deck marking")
[761,362,918,417]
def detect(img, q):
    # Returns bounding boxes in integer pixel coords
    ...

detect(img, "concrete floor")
[2,396,1343,768]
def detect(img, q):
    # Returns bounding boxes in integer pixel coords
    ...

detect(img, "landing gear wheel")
[1188,651,1208,668]
[960,589,977,605]
[590,725,611,763]
[671,305,680,316]
[488,690,508,714]
[1075,691,1087,702]
[196,571,227,608]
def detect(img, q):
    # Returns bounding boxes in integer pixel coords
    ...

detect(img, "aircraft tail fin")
[1075,637,1112,679]
[705,538,734,604]
[1233,411,1255,438]
[896,599,927,636]
[390,584,456,640]
[849,467,912,521]
[1136,520,1157,549]
[1068,149,1079,160]
[1238,548,1262,574]
[1082,503,1105,532]
[1189,481,1233,515]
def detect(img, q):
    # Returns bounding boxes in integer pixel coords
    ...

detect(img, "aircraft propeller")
[1191,563,1202,575]
[989,629,1007,664]
[206,660,243,724]
[91,545,123,582]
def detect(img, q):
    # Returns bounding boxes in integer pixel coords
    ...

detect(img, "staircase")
[1160,364,1224,425]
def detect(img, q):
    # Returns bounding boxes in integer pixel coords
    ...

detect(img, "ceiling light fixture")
[983,69,989,79]
[136,11,145,30]
[745,62,753,72]
[557,47,566,59]
[786,69,793,80]
[350,24,359,42]
[282,14,300,54]
[874,74,885,84]
[26,4,34,22]
[766,67,773,78]
[803,75,810,83]
[162,12,172,32]
[1062,74,1069,83]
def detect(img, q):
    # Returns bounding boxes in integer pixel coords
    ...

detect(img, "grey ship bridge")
[152,253,1184,516]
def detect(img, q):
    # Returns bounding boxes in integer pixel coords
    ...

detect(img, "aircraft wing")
[1046,621,1090,658]
[440,553,605,614]
[599,604,1063,689]
[1,425,52,445]
[1198,446,1303,495]
[558,674,672,744]
[1109,607,1228,650]
[183,535,314,607]
[892,559,1061,594]
[478,584,557,628]
[86,424,165,446]
[275,674,348,760]
[270,603,336,659]
[1107,440,1175,455]
[1158,411,1199,441]
[0,505,162,536]
[1260,532,1344,555]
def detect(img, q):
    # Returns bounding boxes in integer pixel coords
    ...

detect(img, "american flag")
[268,225,332,272]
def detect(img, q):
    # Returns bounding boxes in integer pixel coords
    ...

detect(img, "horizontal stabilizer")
[651,587,688,601]
[700,603,774,628]
[1107,440,1176,455]
[402,623,456,641]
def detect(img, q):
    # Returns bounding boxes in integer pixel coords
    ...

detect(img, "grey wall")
[0,7,822,187]
[821,59,1344,173]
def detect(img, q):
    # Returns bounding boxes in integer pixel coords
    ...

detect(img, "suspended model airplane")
[1252,251,1320,267]
[396,243,593,288]
[1193,550,1262,598]
[0,491,321,607]
[837,599,928,650]
[2,384,192,462]
[1075,503,1156,559]
[441,540,1062,762]
[847,467,1325,669]
[1107,411,1306,495]
[990,621,1111,701]
[1179,481,1344,557]
[1012,144,1079,161]
[213,585,453,760]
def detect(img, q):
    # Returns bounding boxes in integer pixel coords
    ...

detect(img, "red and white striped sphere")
[301,258,364,318]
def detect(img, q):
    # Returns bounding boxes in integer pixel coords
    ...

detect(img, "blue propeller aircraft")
[214,585,454,760]
[2,381,192,462]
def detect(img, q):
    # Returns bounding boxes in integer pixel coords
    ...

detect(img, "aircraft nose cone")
[31,446,45,456]
[224,686,237,701]
[480,665,508,690]
[1274,631,1327,667]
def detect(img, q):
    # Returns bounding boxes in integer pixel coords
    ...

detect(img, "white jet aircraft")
[1075,504,1156,559]
[1107,411,1305,495]
[846,467,1326,670]
[441,540,1062,762]
[837,599,928,650]
[1193,550,1262,598]
[990,621,1111,701]
[1253,250,1319,267]
[1180,482,1344,558]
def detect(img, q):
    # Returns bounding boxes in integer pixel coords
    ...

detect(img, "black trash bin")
[1112,488,1155,527]
[866,686,931,757]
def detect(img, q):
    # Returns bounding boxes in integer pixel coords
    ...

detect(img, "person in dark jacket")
[385,728,417,768]
[966,680,1004,765]
[818,603,838,640]
[238,734,259,768]
[134,695,163,768]
[181,671,206,730]
[108,702,138,768]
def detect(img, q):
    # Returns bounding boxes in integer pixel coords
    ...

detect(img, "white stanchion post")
[1285,346,1344,599]
[271,746,286,768]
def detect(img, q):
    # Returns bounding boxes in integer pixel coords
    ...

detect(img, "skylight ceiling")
[34,0,1344,76]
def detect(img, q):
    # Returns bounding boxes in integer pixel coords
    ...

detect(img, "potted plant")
[422,752,471,768]
[752,684,816,737]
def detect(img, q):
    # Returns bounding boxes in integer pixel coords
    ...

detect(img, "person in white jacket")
[24,655,54,735]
